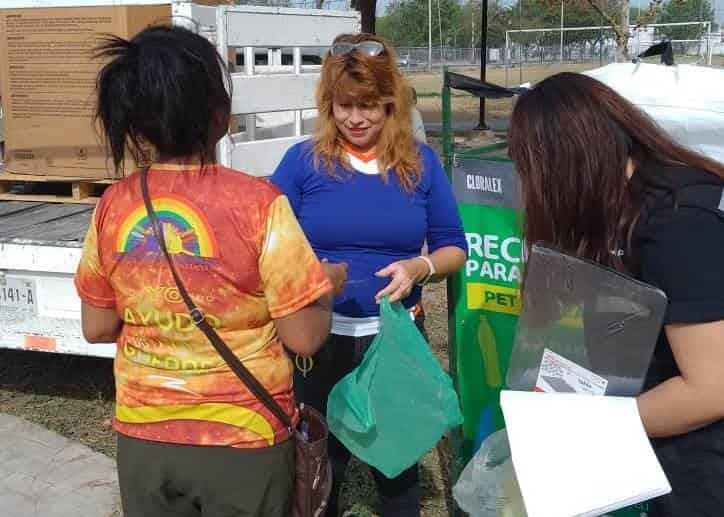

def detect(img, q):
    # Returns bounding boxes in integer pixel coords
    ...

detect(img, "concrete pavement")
[0,413,120,517]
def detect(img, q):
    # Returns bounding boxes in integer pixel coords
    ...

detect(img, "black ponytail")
[95,25,231,176]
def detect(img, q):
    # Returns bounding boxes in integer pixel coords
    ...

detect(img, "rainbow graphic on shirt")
[115,195,219,259]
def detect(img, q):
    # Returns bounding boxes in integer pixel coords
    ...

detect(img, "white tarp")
[584,63,724,164]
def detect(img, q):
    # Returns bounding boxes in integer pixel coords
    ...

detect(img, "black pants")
[646,430,724,517]
[117,433,295,517]
[293,318,426,517]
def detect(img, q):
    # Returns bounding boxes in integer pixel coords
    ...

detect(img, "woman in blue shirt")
[271,34,467,517]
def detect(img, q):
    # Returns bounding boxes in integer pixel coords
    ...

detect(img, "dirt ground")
[407,63,592,127]
[0,282,452,517]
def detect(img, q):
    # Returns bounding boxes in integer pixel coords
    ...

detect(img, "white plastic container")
[585,63,724,164]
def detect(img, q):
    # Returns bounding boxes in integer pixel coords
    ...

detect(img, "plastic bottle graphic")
[478,313,503,388]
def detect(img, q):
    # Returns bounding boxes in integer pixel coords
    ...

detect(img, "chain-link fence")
[393,22,723,74]
[503,22,716,79]
[394,46,489,71]
[394,42,615,73]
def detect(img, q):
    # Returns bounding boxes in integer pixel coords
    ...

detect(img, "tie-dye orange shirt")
[75,163,332,448]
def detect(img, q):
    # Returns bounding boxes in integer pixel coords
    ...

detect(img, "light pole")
[428,0,433,71]
[559,0,565,62]
[475,0,489,130]
[437,0,444,67]
[471,6,475,51]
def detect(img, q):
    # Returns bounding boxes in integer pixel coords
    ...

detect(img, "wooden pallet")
[0,173,114,204]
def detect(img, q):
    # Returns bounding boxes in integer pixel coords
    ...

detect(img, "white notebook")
[500,390,671,517]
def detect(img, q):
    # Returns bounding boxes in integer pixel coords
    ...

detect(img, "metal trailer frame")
[0,204,114,357]
[213,4,359,177]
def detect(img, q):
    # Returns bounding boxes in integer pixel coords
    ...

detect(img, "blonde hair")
[313,33,422,191]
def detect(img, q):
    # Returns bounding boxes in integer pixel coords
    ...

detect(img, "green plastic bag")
[327,297,464,478]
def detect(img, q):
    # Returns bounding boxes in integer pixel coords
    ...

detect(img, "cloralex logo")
[466,173,504,194]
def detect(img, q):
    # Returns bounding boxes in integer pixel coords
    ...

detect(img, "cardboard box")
[0,5,176,179]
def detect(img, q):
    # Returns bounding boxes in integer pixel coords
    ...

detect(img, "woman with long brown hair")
[271,34,467,516]
[509,71,724,515]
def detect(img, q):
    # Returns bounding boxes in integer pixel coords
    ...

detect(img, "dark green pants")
[117,433,294,517]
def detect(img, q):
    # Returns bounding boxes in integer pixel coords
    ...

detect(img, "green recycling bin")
[447,152,523,465]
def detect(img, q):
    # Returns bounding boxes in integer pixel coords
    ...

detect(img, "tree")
[509,0,604,45]
[535,0,671,61]
[577,0,631,60]
[378,0,692,60]
[487,1,514,47]
[656,0,714,54]
[377,0,429,45]
[377,0,463,46]
[376,14,395,39]
[377,0,515,48]
[464,0,511,48]
[579,0,705,60]
[658,0,714,39]
[352,0,378,33]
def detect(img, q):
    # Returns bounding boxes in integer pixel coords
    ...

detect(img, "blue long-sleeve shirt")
[270,140,466,318]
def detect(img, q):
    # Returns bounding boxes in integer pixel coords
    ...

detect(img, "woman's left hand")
[375,258,429,303]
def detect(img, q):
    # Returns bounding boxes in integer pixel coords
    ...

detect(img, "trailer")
[0,0,359,357]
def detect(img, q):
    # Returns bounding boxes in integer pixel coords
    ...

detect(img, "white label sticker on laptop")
[535,348,608,396]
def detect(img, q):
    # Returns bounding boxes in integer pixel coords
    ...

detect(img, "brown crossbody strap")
[140,168,293,432]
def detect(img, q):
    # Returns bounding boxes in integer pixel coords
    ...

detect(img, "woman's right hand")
[321,260,348,297]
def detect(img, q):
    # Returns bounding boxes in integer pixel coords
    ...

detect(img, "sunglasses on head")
[330,40,385,57]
